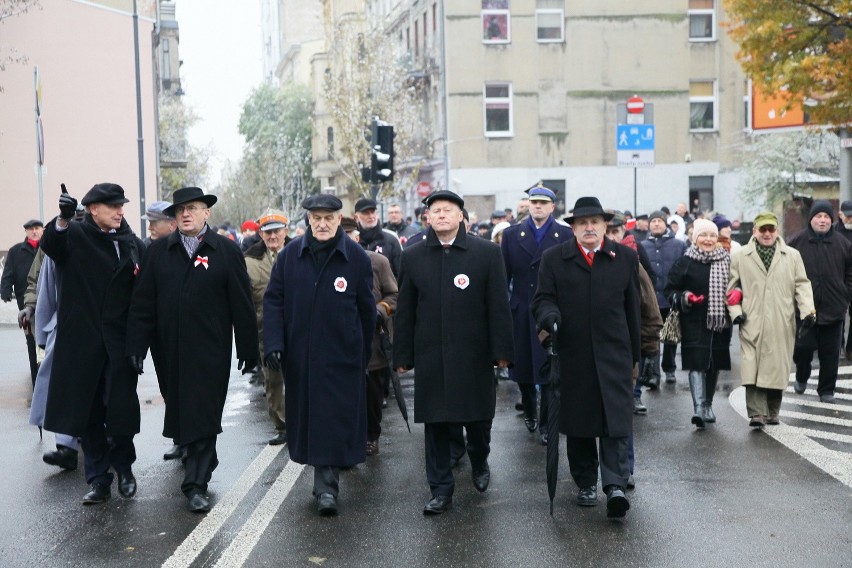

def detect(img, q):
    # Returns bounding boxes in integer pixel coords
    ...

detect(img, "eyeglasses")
[175,205,207,215]
[757,225,776,233]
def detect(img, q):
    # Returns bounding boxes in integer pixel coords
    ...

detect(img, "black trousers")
[181,435,219,498]
[565,436,629,491]
[518,383,549,429]
[424,421,491,498]
[313,465,341,498]
[794,321,843,397]
[81,371,135,486]
[659,308,678,373]
[366,368,386,441]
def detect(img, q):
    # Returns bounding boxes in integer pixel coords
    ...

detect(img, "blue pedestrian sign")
[616,124,655,168]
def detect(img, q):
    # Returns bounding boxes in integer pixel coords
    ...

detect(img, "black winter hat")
[808,199,834,221]
[80,183,130,206]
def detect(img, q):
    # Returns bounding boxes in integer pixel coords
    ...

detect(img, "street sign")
[616,124,655,168]
[416,181,432,197]
[627,95,645,114]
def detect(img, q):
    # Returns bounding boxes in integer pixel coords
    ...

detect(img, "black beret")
[302,193,343,212]
[354,197,377,212]
[422,190,464,209]
[80,183,130,206]
[23,219,43,229]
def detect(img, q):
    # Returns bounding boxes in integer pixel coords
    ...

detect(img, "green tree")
[217,82,317,222]
[724,0,852,125]
[158,93,210,201]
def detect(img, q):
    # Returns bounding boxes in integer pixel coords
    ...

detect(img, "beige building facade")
[360,0,755,221]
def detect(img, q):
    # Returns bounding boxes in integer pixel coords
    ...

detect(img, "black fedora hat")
[165,187,217,216]
[563,196,613,224]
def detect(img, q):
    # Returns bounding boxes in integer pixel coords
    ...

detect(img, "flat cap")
[841,200,852,215]
[80,183,130,206]
[753,211,778,227]
[141,200,174,221]
[23,219,43,229]
[422,190,464,209]
[302,193,342,212]
[340,217,359,232]
[605,209,625,228]
[354,197,377,212]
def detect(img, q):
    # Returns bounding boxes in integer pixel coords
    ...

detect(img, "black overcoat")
[263,230,375,467]
[1,239,39,309]
[500,217,573,384]
[40,216,145,437]
[532,237,640,438]
[125,227,258,444]
[394,228,514,423]
[664,256,732,372]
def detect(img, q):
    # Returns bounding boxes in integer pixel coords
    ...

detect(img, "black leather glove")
[238,358,258,375]
[59,183,78,220]
[18,306,34,330]
[798,313,817,338]
[264,351,283,371]
[376,307,387,326]
[128,355,144,375]
[732,313,747,325]
[539,311,561,334]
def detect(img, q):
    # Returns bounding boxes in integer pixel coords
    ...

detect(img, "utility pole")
[132,0,147,238]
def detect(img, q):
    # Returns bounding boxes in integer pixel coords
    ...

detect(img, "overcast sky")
[174,1,263,187]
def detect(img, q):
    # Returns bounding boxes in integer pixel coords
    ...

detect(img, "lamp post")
[132,0,147,238]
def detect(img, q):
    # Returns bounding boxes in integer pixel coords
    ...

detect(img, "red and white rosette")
[454,274,470,290]
[334,277,348,292]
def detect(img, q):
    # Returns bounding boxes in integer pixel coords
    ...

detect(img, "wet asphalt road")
[0,324,850,567]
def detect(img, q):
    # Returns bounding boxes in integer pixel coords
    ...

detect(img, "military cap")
[258,209,289,231]
[80,183,130,206]
[524,181,557,202]
[753,211,778,227]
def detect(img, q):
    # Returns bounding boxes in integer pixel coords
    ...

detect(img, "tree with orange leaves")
[724,0,852,126]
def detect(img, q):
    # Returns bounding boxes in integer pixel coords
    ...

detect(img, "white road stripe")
[790,426,852,446]
[776,409,852,428]
[730,387,852,490]
[161,444,284,568]
[212,460,306,568]
[781,397,852,413]
[783,387,852,401]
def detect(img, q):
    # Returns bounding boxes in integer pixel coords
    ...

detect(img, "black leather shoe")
[606,486,630,518]
[524,417,538,433]
[316,493,338,516]
[43,445,78,471]
[83,483,111,505]
[576,486,597,507]
[540,432,548,446]
[472,462,490,493]
[268,432,287,446]
[163,444,183,460]
[645,375,660,390]
[515,401,524,412]
[188,493,211,513]
[423,495,452,515]
[117,472,137,498]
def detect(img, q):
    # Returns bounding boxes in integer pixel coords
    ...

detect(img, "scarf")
[527,215,553,245]
[306,226,342,270]
[753,238,776,271]
[81,215,141,270]
[684,244,731,332]
[27,238,40,248]
[179,224,209,258]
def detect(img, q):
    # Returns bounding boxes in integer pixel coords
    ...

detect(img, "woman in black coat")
[664,219,732,428]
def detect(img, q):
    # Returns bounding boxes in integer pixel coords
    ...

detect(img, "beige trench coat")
[726,238,814,390]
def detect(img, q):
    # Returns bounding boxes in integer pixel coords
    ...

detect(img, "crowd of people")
[6,181,850,521]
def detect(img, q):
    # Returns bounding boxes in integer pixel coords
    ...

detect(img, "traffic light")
[371,124,394,183]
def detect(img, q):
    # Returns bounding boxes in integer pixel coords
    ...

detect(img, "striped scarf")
[684,244,731,332]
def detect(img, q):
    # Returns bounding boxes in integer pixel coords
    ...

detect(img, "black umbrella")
[380,330,411,432]
[543,324,561,516]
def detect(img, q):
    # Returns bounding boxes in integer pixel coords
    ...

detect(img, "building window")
[689,176,714,213]
[423,12,428,50]
[743,79,752,131]
[536,1,563,42]
[433,3,437,33]
[542,179,566,218]
[161,38,171,81]
[484,82,513,137]
[688,0,715,41]
[689,80,717,131]
[482,0,510,44]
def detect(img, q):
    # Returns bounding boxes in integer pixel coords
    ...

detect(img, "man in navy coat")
[500,182,572,444]
[263,194,375,516]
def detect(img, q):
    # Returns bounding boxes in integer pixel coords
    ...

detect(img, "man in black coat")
[263,194,375,517]
[500,183,572,444]
[41,183,145,506]
[787,200,852,403]
[533,196,641,519]
[126,186,258,513]
[394,190,514,515]
[354,197,402,277]
[835,200,852,358]
[1,218,43,384]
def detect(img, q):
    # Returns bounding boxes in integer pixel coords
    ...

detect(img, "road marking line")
[212,460,306,568]
[781,398,852,413]
[783,387,852,401]
[162,444,284,568]
[790,426,852,446]
[730,387,852,489]
[780,409,852,428]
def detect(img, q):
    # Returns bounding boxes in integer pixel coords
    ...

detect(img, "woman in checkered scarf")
[663,219,732,429]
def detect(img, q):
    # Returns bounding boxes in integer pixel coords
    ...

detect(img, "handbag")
[659,308,682,344]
